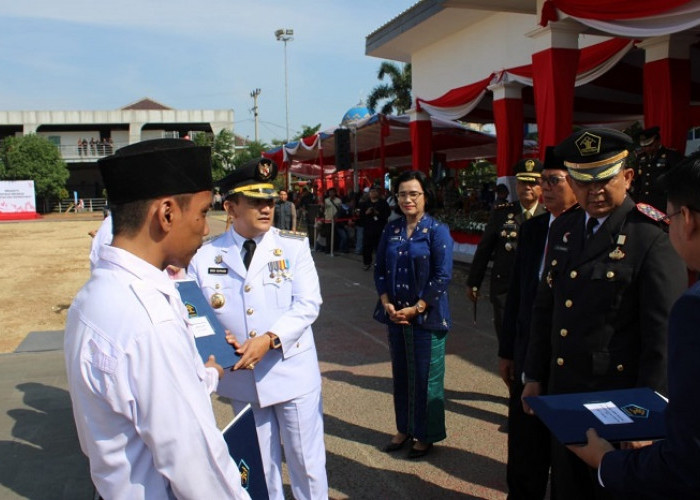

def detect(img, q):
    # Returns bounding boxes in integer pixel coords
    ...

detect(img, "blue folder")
[223,404,269,500]
[524,387,668,445]
[174,279,239,369]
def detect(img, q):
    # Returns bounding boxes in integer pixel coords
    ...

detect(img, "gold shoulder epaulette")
[279,229,307,239]
[494,201,513,210]
[203,233,226,245]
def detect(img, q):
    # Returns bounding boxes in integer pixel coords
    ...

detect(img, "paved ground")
[0,216,508,499]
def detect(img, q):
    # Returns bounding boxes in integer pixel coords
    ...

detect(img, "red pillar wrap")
[493,97,524,177]
[532,47,579,159]
[410,118,432,174]
[644,58,691,154]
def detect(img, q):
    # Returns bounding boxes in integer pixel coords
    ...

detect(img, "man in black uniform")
[358,185,390,270]
[632,125,683,211]
[467,158,545,337]
[522,128,687,500]
[500,147,579,499]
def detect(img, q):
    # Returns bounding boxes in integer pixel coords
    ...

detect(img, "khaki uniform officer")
[188,158,328,500]
[522,129,687,500]
[467,158,546,337]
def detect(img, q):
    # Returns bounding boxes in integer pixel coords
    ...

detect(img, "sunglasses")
[541,175,568,186]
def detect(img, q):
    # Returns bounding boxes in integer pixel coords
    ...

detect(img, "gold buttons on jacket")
[244,284,252,292]
[551,259,558,267]
[616,364,624,372]
[210,293,225,309]
[570,271,577,279]
[246,308,254,315]
[249,330,257,338]
[556,357,564,366]
[606,271,615,279]
[560,328,568,337]
[565,299,573,308]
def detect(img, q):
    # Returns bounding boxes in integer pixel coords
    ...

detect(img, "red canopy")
[263,113,502,174]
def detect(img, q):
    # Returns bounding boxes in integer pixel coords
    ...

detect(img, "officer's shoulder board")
[279,229,307,240]
[493,201,512,210]
[636,202,669,225]
[202,233,225,245]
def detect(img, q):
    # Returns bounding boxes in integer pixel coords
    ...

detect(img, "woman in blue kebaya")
[373,170,453,458]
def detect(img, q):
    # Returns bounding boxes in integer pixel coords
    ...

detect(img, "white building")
[0,98,233,199]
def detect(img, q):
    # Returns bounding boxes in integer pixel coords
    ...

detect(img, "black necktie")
[243,239,256,269]
[586,217,599,240]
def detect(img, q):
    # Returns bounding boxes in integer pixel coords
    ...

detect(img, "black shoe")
[383,435,411,452]
[407,442,433,459]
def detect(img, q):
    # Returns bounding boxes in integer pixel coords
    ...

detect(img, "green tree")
[367,62,412,115]
[192,129,236,181]
[233,140,270,168]
[293,124,321,141]
[0,134,69,200]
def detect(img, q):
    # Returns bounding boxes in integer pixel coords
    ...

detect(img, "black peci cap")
[638,126,660,147]
[542,146,565,171]
[514,158,543,183]
[554,128,633,183]
[98,139,212,204]
[218,158,279,200]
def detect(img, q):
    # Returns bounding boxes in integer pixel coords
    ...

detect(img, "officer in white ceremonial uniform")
[64,139,250,499]
[188,158,328,500]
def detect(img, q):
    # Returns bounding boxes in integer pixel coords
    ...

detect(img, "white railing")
[56,143,128,161]
[52,197,108,213]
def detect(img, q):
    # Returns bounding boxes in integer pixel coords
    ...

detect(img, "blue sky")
[0,1,416,144]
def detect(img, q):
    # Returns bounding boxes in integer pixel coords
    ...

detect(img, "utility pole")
[250,88,261,143]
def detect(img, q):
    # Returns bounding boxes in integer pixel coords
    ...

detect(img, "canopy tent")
[262,113,507,173]
[416,38,641,126]
[412,5,700,160]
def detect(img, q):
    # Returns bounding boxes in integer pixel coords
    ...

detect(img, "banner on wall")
[0,180,40,220]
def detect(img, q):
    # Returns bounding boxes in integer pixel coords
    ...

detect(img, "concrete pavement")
[0,216,509,499]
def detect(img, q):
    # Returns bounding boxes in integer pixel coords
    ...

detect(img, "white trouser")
[232,389,328,500]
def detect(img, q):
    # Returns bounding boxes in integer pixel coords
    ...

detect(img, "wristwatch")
[266,332,282,349]
[414,301,426,314]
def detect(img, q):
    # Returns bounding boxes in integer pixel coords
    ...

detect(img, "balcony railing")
[56,143,128,161]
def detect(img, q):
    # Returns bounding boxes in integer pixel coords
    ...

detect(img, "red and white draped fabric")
[505,38,634,88]
[415,75,494,121]
[540,0,700,37]
[280,134,321,164]
[414,38,633,124]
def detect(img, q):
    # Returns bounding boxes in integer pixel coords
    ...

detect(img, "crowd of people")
[468,125,698,499]
[69,124,700,499]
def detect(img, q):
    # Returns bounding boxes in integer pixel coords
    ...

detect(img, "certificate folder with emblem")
[222,404,269,500]
[524,387,668,445]
[174,279,239,369]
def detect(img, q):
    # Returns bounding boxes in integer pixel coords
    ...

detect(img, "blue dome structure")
[341,101,372,127]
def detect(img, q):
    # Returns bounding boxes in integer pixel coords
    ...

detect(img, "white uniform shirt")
[89,215,113,271]
[64,245,250,500]
[188,227,323,407]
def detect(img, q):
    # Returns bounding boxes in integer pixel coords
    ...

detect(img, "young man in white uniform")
[64,139,250,499]
[188,158,328,500]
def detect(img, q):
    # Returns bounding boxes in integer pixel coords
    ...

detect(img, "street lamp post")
[274,28,294,145]
[250,88,261,143]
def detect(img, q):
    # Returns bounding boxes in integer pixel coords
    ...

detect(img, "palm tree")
[367,62,412,115]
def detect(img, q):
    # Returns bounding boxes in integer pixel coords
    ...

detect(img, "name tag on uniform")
[208,267,228,275]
